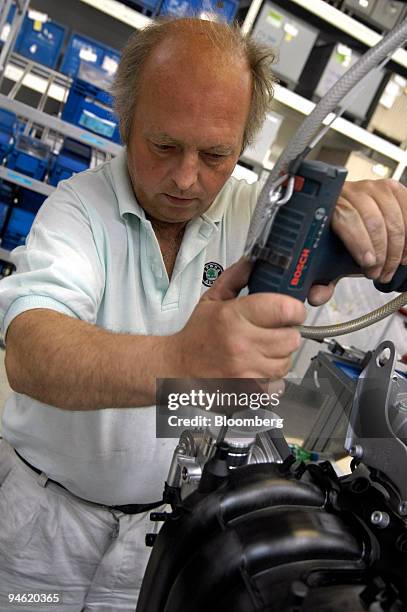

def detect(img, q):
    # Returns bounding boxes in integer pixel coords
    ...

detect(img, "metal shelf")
[0,94,123,156]
[0,165,54,195]
[243,0,407,71]
[2,52,71,103]
[78,0,152,29]
[273,85,407,171]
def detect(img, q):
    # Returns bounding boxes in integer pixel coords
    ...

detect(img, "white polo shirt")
[0,149,260,505]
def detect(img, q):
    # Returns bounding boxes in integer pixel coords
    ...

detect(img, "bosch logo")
[290,248,310,287]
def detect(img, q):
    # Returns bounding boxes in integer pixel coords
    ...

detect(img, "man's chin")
[147,208,198,225]
[148,196,204,223]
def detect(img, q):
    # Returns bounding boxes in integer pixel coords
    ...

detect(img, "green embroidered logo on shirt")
[202,262,224,287]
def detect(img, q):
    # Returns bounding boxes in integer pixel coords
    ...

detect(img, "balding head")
[113,17,277,150]
[124,20,253,225]
[139,19,249,85]
[137,21,251,119]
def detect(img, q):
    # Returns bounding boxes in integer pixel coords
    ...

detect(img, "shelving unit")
[286,0,407,70]
[243,0,407,70]
[242,0,407,180]
[0,165,54,195]
[272,84,407,180]
[0,92,122,155]
[2,53,69,102]
[78,0,152,29]
[0,1,126,260]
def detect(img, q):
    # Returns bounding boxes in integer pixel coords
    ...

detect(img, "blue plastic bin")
[0,174,18,242]
[0,184,45,250]
[1,206,35,250]
[160,0,238,21]
[14,15,67,69]
[0,108,18,162]
[0,201,9,235]
[60,33,120,80]
[61,79,121,143]
[18,188,46,214]
[49,138,92,186]
[7,134,51,181]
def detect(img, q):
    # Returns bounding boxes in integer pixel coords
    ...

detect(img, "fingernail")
[363,251,376,267]
[365,266,381,280]
[380,272,394,283]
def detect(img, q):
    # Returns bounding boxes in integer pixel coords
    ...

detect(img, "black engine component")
[136,341,407,612]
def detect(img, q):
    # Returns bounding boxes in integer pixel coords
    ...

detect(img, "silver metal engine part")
[166,425,284,499]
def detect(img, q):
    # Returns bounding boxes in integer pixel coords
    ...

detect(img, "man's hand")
[172,258,306,380]
[308,178,407,306]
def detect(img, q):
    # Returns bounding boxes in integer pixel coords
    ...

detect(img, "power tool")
[248,159,407,301]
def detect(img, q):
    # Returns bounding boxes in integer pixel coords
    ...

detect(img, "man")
[0,16,406,612]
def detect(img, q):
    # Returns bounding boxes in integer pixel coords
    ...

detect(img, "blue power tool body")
[248,159,407,301]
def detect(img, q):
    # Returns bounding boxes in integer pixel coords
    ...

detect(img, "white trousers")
[0,439,155,611]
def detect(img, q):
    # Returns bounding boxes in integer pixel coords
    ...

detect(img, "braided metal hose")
[299,292,407,340]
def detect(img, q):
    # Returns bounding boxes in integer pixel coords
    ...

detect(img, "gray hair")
[112,17,277,150]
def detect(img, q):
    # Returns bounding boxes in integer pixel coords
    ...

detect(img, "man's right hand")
[172,258,306,380]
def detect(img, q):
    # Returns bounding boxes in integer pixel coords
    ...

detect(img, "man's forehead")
[141,32,249,83]
[135,58,251,135]
[138,47,252,116]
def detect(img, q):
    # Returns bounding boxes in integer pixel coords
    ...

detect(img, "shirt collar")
[201,179,232,226]
[110,148,146,221]
[110,148,232,227]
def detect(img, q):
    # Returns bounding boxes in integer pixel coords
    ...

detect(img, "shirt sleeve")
[0,181,105,338]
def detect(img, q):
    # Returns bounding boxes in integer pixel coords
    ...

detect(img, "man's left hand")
[308,178,407,306]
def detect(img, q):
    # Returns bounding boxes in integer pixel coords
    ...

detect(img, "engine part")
[137,341,407,611]
[166,424,289,499]
[345,340,407,514]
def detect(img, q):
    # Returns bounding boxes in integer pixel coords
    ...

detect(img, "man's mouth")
[164,194,196,205]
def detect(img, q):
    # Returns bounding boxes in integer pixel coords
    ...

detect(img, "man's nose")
[171,152,199,192]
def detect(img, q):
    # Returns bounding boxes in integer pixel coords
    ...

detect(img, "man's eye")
[204,152,225,160]
[153,143,174,151]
